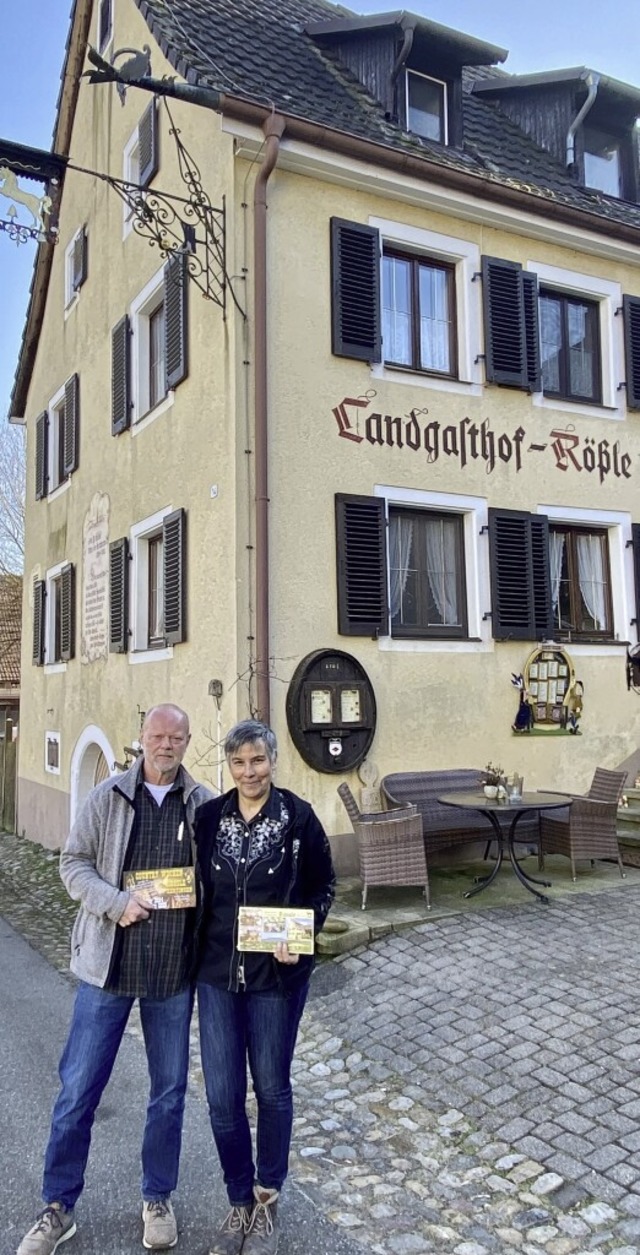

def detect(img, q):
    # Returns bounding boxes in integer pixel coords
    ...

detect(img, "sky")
[1,0,639,417]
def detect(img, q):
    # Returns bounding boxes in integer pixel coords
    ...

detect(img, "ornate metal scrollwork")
[0,216,42,245]
[108,175,230,311]
[69,97,243,316]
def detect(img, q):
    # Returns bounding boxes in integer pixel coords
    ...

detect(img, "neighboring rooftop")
[0,575,21,692]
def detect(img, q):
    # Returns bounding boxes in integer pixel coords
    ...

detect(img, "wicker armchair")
[337,783,430,911]
[539,767,627,881]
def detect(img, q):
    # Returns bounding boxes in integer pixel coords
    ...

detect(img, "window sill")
[132,392,175,435]
[64,292,80,321]
[371,362,482,397]
[44,663,67,675]
[532,391,623,421]
[129,646,174,665]
[379,635,490,654]
[551,640,628,657]
[47,479,71,505]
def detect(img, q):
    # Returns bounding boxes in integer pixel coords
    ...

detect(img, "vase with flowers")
[480,762,504,800]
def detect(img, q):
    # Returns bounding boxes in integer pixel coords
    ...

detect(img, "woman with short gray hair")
[194,719,335,1255]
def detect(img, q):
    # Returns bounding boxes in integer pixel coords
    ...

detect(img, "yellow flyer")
[237,906,315,955]
[123,866,196,908]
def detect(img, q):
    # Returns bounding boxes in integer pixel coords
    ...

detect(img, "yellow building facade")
[9,0,640,856]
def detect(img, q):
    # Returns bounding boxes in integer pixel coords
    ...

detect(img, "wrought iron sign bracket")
[69,96,245,317]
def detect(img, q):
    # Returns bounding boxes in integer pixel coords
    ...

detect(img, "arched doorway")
[70,726,117,826]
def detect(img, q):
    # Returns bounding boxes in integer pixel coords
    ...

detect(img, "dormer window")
[583,126,622,197]
[406,70,448,144]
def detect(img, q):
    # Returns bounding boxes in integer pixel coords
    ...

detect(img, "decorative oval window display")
[286,649,377,773]
[512,644,583,735]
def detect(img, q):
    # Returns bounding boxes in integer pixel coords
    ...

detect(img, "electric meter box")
[286,649,376,773]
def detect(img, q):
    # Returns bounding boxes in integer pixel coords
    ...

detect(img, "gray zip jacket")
[60,756,213,987]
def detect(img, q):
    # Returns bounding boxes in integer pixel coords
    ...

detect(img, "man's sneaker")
[243,1187,279,1255]
[141,1200,178,1250]
[208,1204,252,1255]
[17,1203,76,1255]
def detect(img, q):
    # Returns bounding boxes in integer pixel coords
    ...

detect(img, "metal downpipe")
[566,72,600,167]
[253,113,285,723]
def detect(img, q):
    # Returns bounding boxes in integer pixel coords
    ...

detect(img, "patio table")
[437,791,572,904]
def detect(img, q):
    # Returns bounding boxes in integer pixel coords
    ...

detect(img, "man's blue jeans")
[197,981,308,1206]
[42,981,193,1209]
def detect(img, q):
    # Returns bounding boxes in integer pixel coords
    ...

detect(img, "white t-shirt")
[144,782,174,807]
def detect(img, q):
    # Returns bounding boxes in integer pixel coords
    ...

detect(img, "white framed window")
[47,385,69,498]
[45,731,61,775]
[64,227,87,312]
[406,69,448,144]
[122,103,159,239]
[537,504,633,655]
[44,561,67,671]
[371,217,483,396]
[130,267,172,426]
[36,375,79,500]
[375,485,491,653]
[527,260,625,419]
[129,506,174,662]
[122,127,141,239]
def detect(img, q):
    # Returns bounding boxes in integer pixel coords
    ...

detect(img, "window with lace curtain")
[382,250,456,377]
[389,507,467,638]
[549,525,613,640]
[540,290,601,403]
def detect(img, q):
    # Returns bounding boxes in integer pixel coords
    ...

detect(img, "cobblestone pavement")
[3,829,640,1254]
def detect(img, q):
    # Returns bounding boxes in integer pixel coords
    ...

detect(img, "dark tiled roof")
[0,575,21,689]
[135,0,640,233]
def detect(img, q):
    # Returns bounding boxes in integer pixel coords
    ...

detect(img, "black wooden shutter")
[111,315,131,435]
[488,508,552,640]
[330,218,381,362]
[163,509,186,645]
[32,579,45,665]
[72,228,87,292]
[164,253,189,389]
[623,295,640,411]
[109,537,129,653]
[60,563,75,662]
[98,0,111,49]
[63,373,80,477]
[35,411,48,499]
[522,271,541,392]
[138,100,159,187]
[335,493,388,636]
[629,519,640,642]
[481,256,527,388]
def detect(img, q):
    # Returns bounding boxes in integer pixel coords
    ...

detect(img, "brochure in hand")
[123,866,196,909]
[237,906,315,955]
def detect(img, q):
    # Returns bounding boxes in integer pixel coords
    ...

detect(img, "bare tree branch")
[0,423,25,575]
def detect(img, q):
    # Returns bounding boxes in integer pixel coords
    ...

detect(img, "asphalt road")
[0,917,363,1255]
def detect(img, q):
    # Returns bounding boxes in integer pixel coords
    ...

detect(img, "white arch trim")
[70,724,118,826]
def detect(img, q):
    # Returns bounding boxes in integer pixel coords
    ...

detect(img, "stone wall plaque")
[81,493,110,664]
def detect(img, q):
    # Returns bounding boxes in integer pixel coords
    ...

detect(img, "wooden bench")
[381,769,540,860]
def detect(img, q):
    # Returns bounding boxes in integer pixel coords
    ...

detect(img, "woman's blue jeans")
[42,981,193,1209]
[197,981,309,1206]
